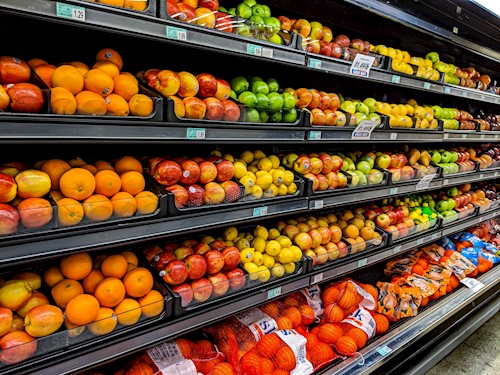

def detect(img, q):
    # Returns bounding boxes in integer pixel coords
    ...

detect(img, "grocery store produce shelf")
[320,265,500,375]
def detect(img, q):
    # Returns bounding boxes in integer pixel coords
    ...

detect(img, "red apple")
[221,180,240,203]
[183,97,206,119]
[199,0,218,12]
[330,155,343,172]
[143,245,163,263]
[203,97,224,120]
[204,250,224,274]
[186,184,205,206]
[221,99,241,122]
[0,57,31,85]
[294,232,313,251]
[0,173,17,203]
[176,3,196,21]
[311,108,326,125]
[375,213,390,228]
[316,174,329,191]
[324,109,337,126]
[386,225,399,240]
[196,73,217,99]
[308,229,323,248]
[318,91,332,111]
[215,12,233,33]
[222,246,240,271]
[182,239,198,248]
[166,184,188,208]
[283,225,300,240]
[350,38,364,52]
[308,90,321,110]
[166,0,181,18]
[293,88,312,108]
[278,16,292,31]
[214,159,234,182]
[164,242,180,253]
[329,43,342,59]
[155,70,180,96]
[364,210,377,221]
[185,254,208,280]
[209,240,226,251]
[174,246,194,261]
[334,35,350,48]
[293,155,312,174]
[208,272,229,297]
[197,161,217,184]
[6,83,44,113]
[179,160,201,185]
[0,203,19,235]
[193,242,211,255]
[204,182,225,205]
[154,160,182,186]
[160,260,188,285]
[386,211,398,225]
[214,79,230,101]
[0,331,37,365]
[225,268,246,291]
[172,283,193,306]
[293,19,311,38]
[309,157,324,175]
[396,222,409,237]
[325,171,338,189]
[154,251,176,271]
[319,41,332,56]
[394,209,405,223]
[337,240,349,258]
[191,277,213,302]
[318,226,332,244]
[304,173,319,191]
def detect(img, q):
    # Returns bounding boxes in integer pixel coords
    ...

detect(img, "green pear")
[340,100,356,115]
[355,102,370,116]
[363,98,377,113]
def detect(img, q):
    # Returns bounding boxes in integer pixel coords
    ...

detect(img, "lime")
[236,3,253,19]
[255,93,270,109]
[267,92,284,111]
[251,4,266,17]
[282,108,298,123]
[249,15,265,26]
[243,0,257,6]
[230,76,249,94]
[259,110,269,123]
[229,89,237,100]
[251,80,269,95]
[245,108,260,122]
[238,91,257,106]
[249,76,263,85]
[237,23,251,36]
[266,78,279,93]
[270,111,283,123]
[282,92,295,109]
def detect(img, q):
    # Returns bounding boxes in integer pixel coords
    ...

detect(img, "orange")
[65,294,100,326]
[276,316,293,330]
[121,250,138,266]
[43,266,64,288]
[256,333,282,358]
[240,352,262,374]
[96,48,123,70]
[283,306,302,327]
[175,338,194,358]
[115,155,143,174]
[68,61,89,76]
[120,170,145,196]
[28,58,48,69]
[276,346,296,371]
[50,87,77,115]
[336,335,357,355]
[84,69,114,97]
[321,286,340,306]
[40,159,72,190]
[95,160,115,171]
[93,60,120,78]
[121,71,138,83]
[298,304,315,326]
[52,65,84,95]
[83,269,106,294]
[135,191,159,215]
[212,363,237,375]
[127,263,137,272]
[111,192,137,217]
[372,313,389,335]
[138,289,164,318]
[359,227,375,241]
[81,164,98,174]
[97,0,125,6]
[309,342,335,369]
[362,284,378,302]
[346,327,368,350]
[89,307,117,335]
[113,74,139,101]
[355,236,366,251]
[196,339,214,352]
[128,93,153,117]
[59,167,96,201]
[343,224,359,239]
[123,0,147,11]
[101,254,129,278]
[260,302,280,319]
[123,267,153,298]
[51,279,84,309]
[338,289,356,310]
[324,303,344,324]
[283,294,300,307]
[68,157,87,167]
[261,358,275,374]
[57,198,84,226]
[83,194,114,222]
[317,323,343,345]
[75,90,108,115]
[114,298,141,326]
[60,252,93,280]
[94,277,126,307]
[94,170,122,197]
[34,64,56,88]
[105,93,129,116]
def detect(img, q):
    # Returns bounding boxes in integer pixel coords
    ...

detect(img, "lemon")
[283,170,294,185]
[235,238,250,250]
[210,150,222,157]
[262,254,275,269]
[268,155,280,169]
[233,161,247,179]
[240,247,254,264]
[265,240,281,256]
[263,184,279,198]
[268,228,280,240]
[251,185,263,199]
[255,170,267,177]
[278,247,294,264]
[271,263,285,278]
[201,236,215,244]
[235,158,247,167]
[278,184,288,196]
[223,154,235,162]
[244,262,259,280]
[290,245,303,262]
[253,237,267,252]
[272,169,284,185]
[250,159,259,167]
[256,173,273,190]
[253,149,266,160]
[245,233,254,241]
[246,171,256,183]
[276,235,292,249]
[287,183,298,195]
[241,150,254,164]
[254,225,269,240]
[257,157,273,172]
[223,226,238,241]
[257,265,271,283]
[248,165,259,174]
[253,251,264,266]
[283,262,296,274]
[239,175,254,195]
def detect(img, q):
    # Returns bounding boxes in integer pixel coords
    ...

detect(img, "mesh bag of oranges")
[277,285,325,325]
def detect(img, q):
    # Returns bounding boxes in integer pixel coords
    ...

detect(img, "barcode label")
[309,58,321,69]
[423,82,431,89]
[166,26,187,41]
[267,286,281,299]
[186,128,205,139]
[391,75,401,84]
[262,48,274,58]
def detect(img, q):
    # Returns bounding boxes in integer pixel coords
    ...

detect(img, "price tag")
[416,238,424,245]
[393,245,402,254]
[443,179,450,186]
[495,171,499,177]
[390,133,397,140]
[480,134,486,139]
[56,2,85,21]
[416,173,436,190]
[495,135,499,140]
[443,133,449,139]
[391,75,401,84]
[461,134,467,139]
[423,82,431,90]
[253,206,268,217]
[309,131,322,140]
[453,26,459,34]
[166,26,187,41]
[351,120,378,140]
[390,187,399,195]
[350,54,375,77]
[431,232,440,240]
[246,43,262,56]
[309,58,322,69]
[267,286,282,299]
[480,174,484,179]
[312,273,324,284]
[310,200,324,210]
[444,87,451,94]
[357,258,368,268]
[262,48,274,58]
[377,345,392,356]
[186,127,205,139]
[461,277,484,292]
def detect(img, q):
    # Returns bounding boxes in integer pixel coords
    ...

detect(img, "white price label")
[247,43,262,56]
[393,245,402,254]
[309,58,322,69]
[495,171,499,177]
[253,206,268,217]
[480,134,486,139]
[444,133,449,139]
[461,134,467,139]
[390,187,399,195]
[423,82,431,90]
[390,132,397,140]
[495,135,499,140]
[416,238,424,245]
[309,131,321,140]
[461,277,484,292]
[310,200,324,210]
[444,87,451,94]
[56,3,85,21]
[416,173,436,190]
[267,286,282,299]
[357,258,368,268]
[166,26,187,41]
[350,54,375,77]
[480,174,484,179]
[391,75,401,84]
[453,26,459,34]
[443,179,450,185]
[351,120,378,140]
[262,48,274,58]
[312,273,324,284]
[186,127,205,139]
[377,345,392,356]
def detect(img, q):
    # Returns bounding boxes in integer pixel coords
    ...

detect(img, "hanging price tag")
[56,2,85,21]
[309,58,322,69]
[416,173,436,190]
[350,54,375,77]
[253,206,268,217]
[351,120,378,140]
[166,26,187,41]
[460,277,484,292]
[186,128,205,139]
[267,287,282,299]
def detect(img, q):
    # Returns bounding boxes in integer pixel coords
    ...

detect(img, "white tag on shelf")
[309,58,322,69]
[166,26,187,41]
[350,54,375,77]
[267,286,282,299]
[312,273,324,284]
[390,132,397,140]
[253,206,268,217]
[444,87,451,94]
[351,120,378,140]
[186,127,205,139]
[390,187,399,195]
[423,82,431,90]
[461,277,484,292]
[310,200,324,210]
[444,133,449,139]
[416,173,436,190]
[56,2,85,21]
[416,238,424,245]
[262,48,274,58]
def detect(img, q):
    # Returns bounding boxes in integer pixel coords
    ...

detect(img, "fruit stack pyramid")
[30,48,153,117]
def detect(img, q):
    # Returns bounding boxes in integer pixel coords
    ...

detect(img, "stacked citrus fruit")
[45,250,164,336]
[90,0,148,12]
[29,48,153,117]
[37,155,159,226]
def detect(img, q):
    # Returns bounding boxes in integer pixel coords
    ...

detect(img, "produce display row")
[9,215,498,374]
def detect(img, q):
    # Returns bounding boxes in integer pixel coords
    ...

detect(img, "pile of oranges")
[44,250,164,336]
[29,48,153,117]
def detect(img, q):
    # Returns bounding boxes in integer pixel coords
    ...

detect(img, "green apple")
[435,200,448,212]
[363,97,377,113]
[447,187,458,197]
[251,80,269,95]
[440,151,451,163]
[250,4,265,17]
[245,108,260,122]
[266,78,279,93]
[282,108,298,123]
[261,5,271,18]
[236,3,253,18]
[259,110,269,123]
[366,113,381,126]
[249,15,265,28]
[219,6,228,12]
[227,7,236,16]
[433,61,448,73]
[249,76,263,85]
[347,171,360,187]
[359,155,375,169]
[354,112,368,125]
[346,153,357,163]
[338,94,344,104]
[282,92,295,109]
[353,170,368,186]
[255,93,270,109]
[270,111,282,123]
[431,105,443,118]
[238,91,257,107]
[356,160,372,175]
[231,76,249,94]
[430,151,441,165]
[375,154,391,169]
[243,0,257,7]
[345,157,356,171]
[450,163,459,174]
[267,92,284,111]
[229,89,237,100]
[341,158,349,172]
[340,100,356,115]
[264,17,281,34]
[425,52,440,63]
[336,111,347,126]
[446,198,455,210]
[355,102,370,116]
[449,151,458,163]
